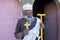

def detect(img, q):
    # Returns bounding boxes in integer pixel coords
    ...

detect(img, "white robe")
[23,18,40,40]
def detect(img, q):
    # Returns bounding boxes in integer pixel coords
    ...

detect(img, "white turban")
[23,3,32,10]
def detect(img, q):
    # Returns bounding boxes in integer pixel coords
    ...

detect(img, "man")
[14,3,44,40]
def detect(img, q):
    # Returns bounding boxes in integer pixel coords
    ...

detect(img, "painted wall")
[0,0,22,40]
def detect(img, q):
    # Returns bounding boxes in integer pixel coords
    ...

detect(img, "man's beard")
[25,13,33,18]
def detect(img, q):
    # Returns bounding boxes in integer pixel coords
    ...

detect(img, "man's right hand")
[23,28,29,36]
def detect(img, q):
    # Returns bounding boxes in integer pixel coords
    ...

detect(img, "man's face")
[24,10,32,18]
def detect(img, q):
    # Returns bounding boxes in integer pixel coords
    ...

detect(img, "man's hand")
[40,23,45,28]
[23,28,29,36]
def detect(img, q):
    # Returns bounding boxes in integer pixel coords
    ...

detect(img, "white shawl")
[23,18,40,40]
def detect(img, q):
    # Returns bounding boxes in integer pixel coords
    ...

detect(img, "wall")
[0,0,22,40]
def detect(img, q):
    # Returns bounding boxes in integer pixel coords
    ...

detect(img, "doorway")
[33,0,58,40]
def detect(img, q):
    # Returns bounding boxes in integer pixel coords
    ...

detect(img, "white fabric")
[23,3,32,10]
[23,18,40,40]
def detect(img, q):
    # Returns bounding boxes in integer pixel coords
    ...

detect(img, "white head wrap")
[23,3,32,10]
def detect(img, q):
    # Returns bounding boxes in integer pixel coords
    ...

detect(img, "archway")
[33,0,58,40]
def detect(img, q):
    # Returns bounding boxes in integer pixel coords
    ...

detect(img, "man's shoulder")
[34,17,40,20]
[34,17,41,23]
[18,18,26,21]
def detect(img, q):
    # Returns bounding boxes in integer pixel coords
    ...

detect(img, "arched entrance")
[33,0,58,40]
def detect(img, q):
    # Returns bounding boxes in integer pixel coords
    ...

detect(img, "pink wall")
[0,0,22,40]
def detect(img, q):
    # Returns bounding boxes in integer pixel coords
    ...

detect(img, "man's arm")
[14,20,23,39]
[14,19,29,39]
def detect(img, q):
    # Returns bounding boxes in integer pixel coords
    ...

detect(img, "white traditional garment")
[23,18,40,40]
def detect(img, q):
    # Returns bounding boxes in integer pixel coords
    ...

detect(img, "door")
[44,1,57,40]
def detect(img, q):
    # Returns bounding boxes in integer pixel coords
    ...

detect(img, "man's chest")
[20,18,37,31]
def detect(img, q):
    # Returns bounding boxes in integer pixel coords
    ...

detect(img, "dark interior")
[33,0,53,16]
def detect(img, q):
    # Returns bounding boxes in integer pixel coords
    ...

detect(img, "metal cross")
[24,22,30,29]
